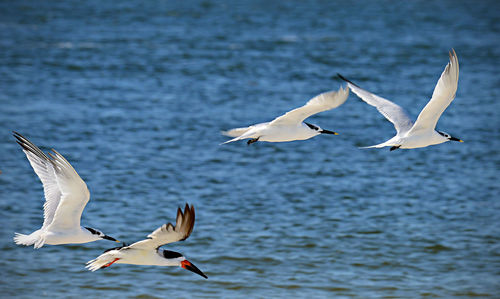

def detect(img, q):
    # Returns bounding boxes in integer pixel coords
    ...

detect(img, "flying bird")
[86,204,207,279]
[13,132,119,248]
[221,86,349,145]
[338,49,463,150]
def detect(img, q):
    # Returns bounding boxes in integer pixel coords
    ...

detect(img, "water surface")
[0,1,499,298]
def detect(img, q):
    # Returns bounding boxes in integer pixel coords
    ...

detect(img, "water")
[1,0,499,298]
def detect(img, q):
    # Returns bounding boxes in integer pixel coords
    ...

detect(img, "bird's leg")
[390,145,401,151]
[247,137,260,145]
[101,258,120,269]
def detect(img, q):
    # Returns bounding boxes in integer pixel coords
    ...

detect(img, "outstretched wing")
[129,204,195,250]
[46,148,90,230]
[409,49,459,133]
[338,74,414,135]
[14,132,62,229]
[269,86,349,125]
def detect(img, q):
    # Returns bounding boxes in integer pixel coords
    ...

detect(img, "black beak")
[102,235,120,243]
[450,136,463,142]
[181,260,208,279]
[320,129,338,135]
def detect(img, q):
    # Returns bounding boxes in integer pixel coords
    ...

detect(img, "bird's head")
[304,122,338,135]
[84,227,120,243]
[438,131,463,143]
[162,250,207,279]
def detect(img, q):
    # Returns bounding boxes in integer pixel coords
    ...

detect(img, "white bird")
[338,49,463,150]
[221,86,349,145]
[13,132,119,248]
[86,204,207,279]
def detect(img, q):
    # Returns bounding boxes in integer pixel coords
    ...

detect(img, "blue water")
[1,0,499,298]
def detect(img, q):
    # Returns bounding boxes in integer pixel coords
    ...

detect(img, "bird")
[221,86,349,145]
[12,132,119,248]
[86,204,207,279]
[338,49,463,151]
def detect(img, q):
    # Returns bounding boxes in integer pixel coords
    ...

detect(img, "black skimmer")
[86,204,207,279]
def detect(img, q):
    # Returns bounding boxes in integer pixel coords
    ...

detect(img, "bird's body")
[16,227,104,247]
[91,247,181,267]
[339,49,463,150]
[222,86,349,144]
[225,122,321,143]
[86,204,207,279]
[368,129,453,150]
[12,132,118,248]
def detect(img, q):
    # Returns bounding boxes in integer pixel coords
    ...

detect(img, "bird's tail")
[221,127,252,137]
[220,135,247,145]
[13,230,45,249]
[220,126,255,145]
[220,128,256,145]
[360,144,386,149]
[86,252,116,272]
[359,140,396,149]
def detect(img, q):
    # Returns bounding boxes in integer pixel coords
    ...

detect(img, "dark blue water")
[1,1,499,298]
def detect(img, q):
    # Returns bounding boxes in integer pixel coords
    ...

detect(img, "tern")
[221,86,349,145]
[13,132,119,248]
[86,204,207,279]
[338,49,463,150]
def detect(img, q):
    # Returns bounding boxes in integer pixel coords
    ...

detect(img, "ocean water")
[0,0,499,298]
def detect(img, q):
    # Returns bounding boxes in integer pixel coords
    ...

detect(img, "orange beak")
[181,259,208,279]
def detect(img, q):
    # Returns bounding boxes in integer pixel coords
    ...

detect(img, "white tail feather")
[221,127,251,137]
[14,230,45,248]
[220,135,247,145]
[86,253,115,272]
[359,139,397,149]
[360,144,386,149]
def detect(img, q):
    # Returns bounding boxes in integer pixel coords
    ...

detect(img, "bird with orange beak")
[86,204,207,279]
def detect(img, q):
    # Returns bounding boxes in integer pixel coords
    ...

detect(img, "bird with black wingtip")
[86,204,207,279]
[221,86,349,145]
[338,49,463,150]
[12,132,119,248]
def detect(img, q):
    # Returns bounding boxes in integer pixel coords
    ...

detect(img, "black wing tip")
[179,203,194,218]
[13,131,26,143]
[177,203,195,242]
[15,140,29,151]
[337,73,359,87]
[13,132,49,160]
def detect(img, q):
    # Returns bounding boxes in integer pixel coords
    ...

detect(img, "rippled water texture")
[1,1,499,298]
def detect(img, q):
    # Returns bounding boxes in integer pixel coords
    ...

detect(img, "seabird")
[12,132,119,248]
[221,86,349,145]
[338,49,463,150]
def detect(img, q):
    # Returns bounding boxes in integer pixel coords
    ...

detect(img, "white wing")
[129,204,195,250]
[269,86,349,125]
[14,132,62,229]
[338,74,414,135]
[409,49,459,133]
[46,149,90,230]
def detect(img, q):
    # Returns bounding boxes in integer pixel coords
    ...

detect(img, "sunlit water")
[1,1,499,298]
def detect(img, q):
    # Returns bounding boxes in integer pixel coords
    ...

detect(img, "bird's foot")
[101,258,120,269]
[247,137,259,145]
[390,145,401,151]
